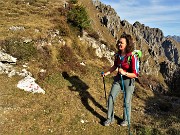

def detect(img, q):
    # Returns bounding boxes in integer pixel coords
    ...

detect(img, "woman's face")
[117,38,127,51]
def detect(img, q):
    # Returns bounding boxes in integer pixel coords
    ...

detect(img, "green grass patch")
[3,39,37,61]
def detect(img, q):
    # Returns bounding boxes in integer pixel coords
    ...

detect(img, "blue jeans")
[107,75,135,123]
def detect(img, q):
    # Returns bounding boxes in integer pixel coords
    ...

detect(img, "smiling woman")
[102,33,138,129]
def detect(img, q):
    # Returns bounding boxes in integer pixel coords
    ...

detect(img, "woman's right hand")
[101,71,110,77]
[101,72,105,77]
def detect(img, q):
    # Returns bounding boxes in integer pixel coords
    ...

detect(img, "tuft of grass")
[88,31,100,40]
[22,0,49,6]
[52,16,71,36]
[3,39,37,61]
[166,128,180,135]
[57,45,78,64]
[134,125,162,135]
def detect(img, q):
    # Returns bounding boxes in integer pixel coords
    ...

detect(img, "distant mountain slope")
[167,35,180,42]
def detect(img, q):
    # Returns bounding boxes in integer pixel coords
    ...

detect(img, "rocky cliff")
[162,38,180,64]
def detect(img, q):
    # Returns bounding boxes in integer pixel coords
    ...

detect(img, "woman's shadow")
[62,71,107,124]
[62,71,121,125]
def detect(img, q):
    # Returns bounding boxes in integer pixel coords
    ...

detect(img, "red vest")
[114,52,138,77]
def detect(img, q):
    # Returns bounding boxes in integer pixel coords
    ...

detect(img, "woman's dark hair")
[117,33,134,53]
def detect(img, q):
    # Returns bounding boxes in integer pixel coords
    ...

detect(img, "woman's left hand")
[119,68,126,75]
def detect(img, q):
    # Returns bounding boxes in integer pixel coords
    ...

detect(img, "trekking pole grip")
[101,71,104,76]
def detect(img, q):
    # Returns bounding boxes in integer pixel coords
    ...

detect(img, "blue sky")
[100,0,180,36]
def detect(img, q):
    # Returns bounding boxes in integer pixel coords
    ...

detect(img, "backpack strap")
[126,52,132,64]
[127,55,132,64]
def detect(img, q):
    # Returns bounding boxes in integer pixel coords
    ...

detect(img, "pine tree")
[67,5,91,36]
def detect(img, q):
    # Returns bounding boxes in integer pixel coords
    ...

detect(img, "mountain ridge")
[167,35,180,42]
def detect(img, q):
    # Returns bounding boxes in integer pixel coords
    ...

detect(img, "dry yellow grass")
[1,67,179,135]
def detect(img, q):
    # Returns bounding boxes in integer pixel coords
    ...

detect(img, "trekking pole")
[118,61,131,135]
[101,72,107,104]
[120,73,132,135]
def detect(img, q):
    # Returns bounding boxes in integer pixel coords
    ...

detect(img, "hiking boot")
[120,121,128,126]
[103,119,114,126]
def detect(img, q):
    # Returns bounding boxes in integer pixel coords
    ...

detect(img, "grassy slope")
[0,0,179,135]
